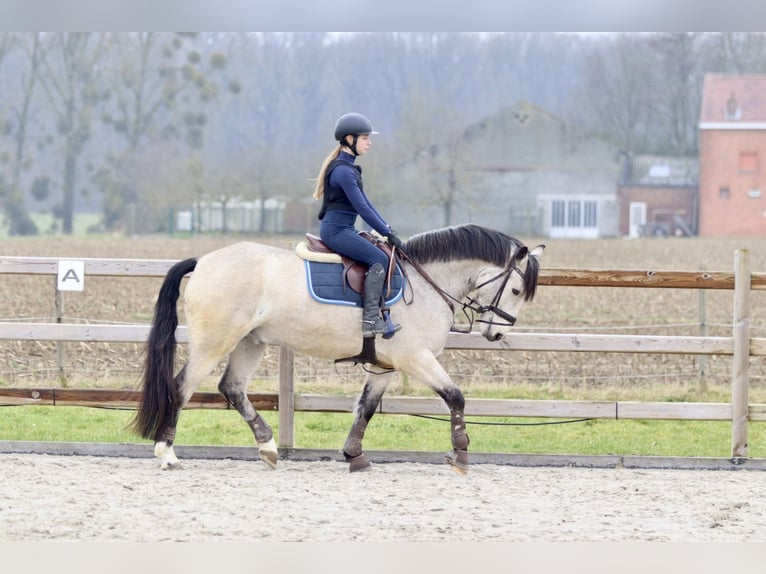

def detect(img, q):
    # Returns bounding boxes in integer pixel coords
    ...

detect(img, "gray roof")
[622,155,699,188]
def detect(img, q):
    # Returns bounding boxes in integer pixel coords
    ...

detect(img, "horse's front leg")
[343,370,393,472]
[400,351,470,474]
[442,391,470,474]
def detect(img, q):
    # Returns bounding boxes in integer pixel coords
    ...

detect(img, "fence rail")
[5,388,765,422]
[0,253,764,458]
[2,254,766,287]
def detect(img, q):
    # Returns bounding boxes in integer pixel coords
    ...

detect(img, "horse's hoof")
[259,450,278,470]
[348,453,372,473]
[161,461,182,471]
[445,450,469,475]
[258,438,278,470]
[450,464,468,476]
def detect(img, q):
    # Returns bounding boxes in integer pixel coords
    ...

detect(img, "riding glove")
[386,232,405,252]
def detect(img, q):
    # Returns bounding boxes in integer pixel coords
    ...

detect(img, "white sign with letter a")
[57,260,85,292]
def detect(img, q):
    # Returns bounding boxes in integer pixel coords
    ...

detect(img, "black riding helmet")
[334,112,378,156]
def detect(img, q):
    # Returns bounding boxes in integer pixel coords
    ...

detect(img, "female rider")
[313,112,404,338]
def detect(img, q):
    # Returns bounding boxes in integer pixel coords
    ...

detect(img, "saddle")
[296,231,400,368]
[298,231,395,295]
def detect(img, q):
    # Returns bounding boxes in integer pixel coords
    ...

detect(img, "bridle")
[463,261,526,330]
[394,248,527,333]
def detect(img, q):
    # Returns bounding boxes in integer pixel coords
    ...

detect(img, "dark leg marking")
[219,366,274,444]
[154,366,186,445]
[343,378,387,472]
[247,413,274,443]
[436,385,470,472]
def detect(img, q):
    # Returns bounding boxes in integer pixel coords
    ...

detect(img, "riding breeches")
[319,210,389,268]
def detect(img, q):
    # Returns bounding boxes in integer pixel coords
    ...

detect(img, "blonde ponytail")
[312,145,342,200]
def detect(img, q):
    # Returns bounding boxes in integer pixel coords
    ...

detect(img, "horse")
[131,224,544,473]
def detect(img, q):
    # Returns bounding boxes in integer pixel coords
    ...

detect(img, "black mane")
[404,224,539,301]
[404,224,517,266]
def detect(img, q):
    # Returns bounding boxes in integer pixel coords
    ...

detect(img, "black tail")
[131,258,198,440]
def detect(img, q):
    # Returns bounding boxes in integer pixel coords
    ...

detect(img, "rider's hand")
[387,232,405,253]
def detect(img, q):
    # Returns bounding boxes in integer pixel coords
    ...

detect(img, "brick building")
[617,155,698,237]
[698,74,766,237]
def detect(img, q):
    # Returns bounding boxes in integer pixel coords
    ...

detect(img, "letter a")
[62,269,81,283]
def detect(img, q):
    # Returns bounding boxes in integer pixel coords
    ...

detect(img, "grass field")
[3,407,766,458]
[1,231,765,457]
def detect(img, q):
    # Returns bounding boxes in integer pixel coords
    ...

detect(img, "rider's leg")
[361,262,389,337]
[319,216,401,338]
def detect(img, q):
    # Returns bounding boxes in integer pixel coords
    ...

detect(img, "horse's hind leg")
[218,337,278,469]
[343,370,394,472]
[153,360,211,470]
[155,338,240,470]
[152,365,186,470]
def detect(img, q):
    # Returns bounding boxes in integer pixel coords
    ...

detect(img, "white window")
[567,201,581,227]
[550,199,598,238]
[551,201,566,227]
[583,202,598,227]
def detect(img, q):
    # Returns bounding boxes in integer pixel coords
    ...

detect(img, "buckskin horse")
[131,224,544,473]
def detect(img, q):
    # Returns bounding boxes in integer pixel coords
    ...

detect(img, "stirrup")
[381,309,401,340]
[361,318,388,338]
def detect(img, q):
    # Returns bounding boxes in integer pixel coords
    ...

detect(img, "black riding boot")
[361,263,400,338]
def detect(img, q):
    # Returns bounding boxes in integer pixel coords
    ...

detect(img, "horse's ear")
[530,244,545,260]
[513,245,528,262]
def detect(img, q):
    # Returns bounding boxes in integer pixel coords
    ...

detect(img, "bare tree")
[571,34,655,153]
[0,33,40,234]
[3,33,49,235]
[383,89,469,228]
[36,33,107,234]
[646,33,705,156]
[716,32,766,75]
[96,32,241,232]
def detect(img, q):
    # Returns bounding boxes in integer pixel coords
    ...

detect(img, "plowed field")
[1,233,765,402]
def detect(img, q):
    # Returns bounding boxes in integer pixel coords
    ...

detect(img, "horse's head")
[405,225,545,340]
[471,243,545,341]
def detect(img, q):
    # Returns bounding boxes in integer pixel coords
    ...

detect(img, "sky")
[2,0,765,33]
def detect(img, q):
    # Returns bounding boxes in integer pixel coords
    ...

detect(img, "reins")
[391,247,455,314]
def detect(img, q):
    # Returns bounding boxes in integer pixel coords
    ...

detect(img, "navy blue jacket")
[317,152,392,237]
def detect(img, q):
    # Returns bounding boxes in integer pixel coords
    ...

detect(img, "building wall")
[459,102,621,238]
[698,129,766,237]
[617,186,697,237]
[385,102,621,238]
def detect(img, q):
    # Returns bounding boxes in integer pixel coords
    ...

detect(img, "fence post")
[278,345,295,449]
[731,249,751,459]
[54,280,67,387]
[697,286,707,393]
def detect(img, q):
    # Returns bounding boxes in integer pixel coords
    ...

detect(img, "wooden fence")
[1,252,765,458]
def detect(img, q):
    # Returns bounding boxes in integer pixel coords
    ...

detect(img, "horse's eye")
[512,288,521,296]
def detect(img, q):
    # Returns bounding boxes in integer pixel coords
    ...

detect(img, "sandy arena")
[1,452,765,542]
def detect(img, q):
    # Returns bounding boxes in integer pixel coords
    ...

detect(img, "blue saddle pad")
[304,260,405,307]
